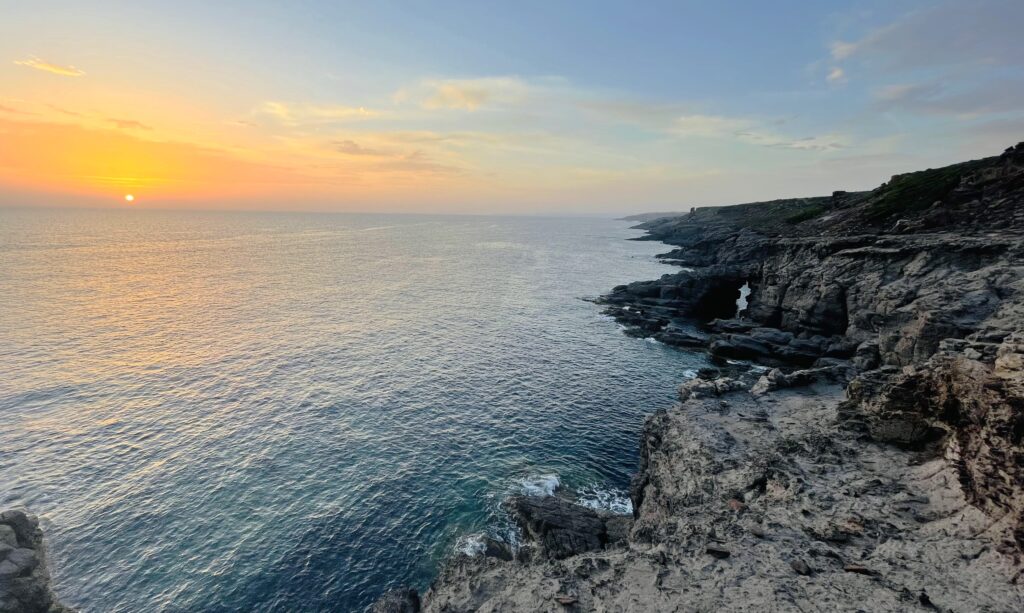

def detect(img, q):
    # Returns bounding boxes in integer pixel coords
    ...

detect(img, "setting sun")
[124,194,135,202]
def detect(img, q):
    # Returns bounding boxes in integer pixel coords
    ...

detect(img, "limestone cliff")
[374,144,1024,612]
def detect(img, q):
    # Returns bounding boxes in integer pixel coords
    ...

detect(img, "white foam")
[455,533,486,556]
[645,337,662,345]
[725,359,770,373]
[682,368,698,379]
[576,486,634,515]
[519,474,560,496]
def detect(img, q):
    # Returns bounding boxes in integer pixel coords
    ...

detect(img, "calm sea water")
[0,208,707,612]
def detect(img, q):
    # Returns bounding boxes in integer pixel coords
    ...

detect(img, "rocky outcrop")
[413,379,1023,611]
[506,496,632,561]
[849,334,1024,550]
[0,510,74,613]
[373,145,1024,611]
[371,587,421,613]
[606,143,1024,370]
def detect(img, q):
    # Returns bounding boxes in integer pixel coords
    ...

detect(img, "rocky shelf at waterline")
[373,144,1024,612]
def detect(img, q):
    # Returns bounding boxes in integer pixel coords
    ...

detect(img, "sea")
[0,208,708,612]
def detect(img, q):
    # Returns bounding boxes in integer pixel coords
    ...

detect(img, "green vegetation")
[785,205,827,224]
[708,196,833,231]
[865,159,989,220]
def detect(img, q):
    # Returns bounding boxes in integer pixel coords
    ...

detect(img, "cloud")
[753,133,846,152]
[13,57,86,77]
[669,114,844,151]
[399,77,531,111]
[829,41,858,61]
[826,67,846,84]
[828,0,1023,71]
[670,114,751,138]
[48,105,84,117]
[372,150,461,175]
[333,139,385,156]
[107,118,151,130]
[256,101,379,125]
[873,79,1024,116]
[0,104,33,115]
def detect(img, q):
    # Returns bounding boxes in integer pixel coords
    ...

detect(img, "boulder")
[371,587,421,613]
[506,496,631,560]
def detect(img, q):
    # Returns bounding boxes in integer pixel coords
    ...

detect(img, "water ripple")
[0,209,707,612]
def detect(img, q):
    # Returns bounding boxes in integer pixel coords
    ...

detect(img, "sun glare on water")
[124,194,135,203]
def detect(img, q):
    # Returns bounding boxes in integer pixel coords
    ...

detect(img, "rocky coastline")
[375,144,1024,611]
[7,145,1024,612]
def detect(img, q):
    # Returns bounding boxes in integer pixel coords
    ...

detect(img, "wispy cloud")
[670,114,750,138]
[372,149,461,175]
[398,77,532,111]
[873,79,1024,117]
[829,41,858,62]
[13,57,86,77]
[108,118,151,130]
[333,139,385,156]
[0,103,34,115]
[48,105,84,117]
[826,67,846,84]
[669,114,845,151]
[255,101,379,125]
[829,0,1023,71]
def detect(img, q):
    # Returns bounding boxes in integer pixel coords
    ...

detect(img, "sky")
[1,0,1022,215]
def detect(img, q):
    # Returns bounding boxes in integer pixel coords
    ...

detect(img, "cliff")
[0,510,74,613]
[376,144,1024,612]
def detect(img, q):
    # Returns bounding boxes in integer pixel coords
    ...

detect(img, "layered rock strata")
[374,144,1024,612]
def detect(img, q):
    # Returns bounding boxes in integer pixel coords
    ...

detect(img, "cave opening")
[693,279,748,321]
[736,282,751,317]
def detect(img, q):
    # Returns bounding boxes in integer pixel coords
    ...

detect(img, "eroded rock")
[0,510,74,613]
[506,496,631,560]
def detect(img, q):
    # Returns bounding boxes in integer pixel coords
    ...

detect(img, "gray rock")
[371,587,420,613]
[0,510,74,613]
[506,496,630,560]
[481,537,513,561]
[790,559,812,575]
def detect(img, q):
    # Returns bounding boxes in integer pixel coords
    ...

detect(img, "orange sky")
[2,1,1020,214]
[0,118,302,200]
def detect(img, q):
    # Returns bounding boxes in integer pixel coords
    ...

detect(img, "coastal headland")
[375,143,1024,612]
[6,144,1024,613]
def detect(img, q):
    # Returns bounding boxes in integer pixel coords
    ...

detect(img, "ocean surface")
[0,208,708,612]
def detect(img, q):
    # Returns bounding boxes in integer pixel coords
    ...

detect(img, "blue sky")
[1,0,1022,213]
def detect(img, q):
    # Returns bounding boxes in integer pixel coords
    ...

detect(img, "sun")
[124,194,135,202]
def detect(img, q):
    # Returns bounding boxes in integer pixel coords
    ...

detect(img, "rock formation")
[0,510,74,613]
[375,143,1024,611]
